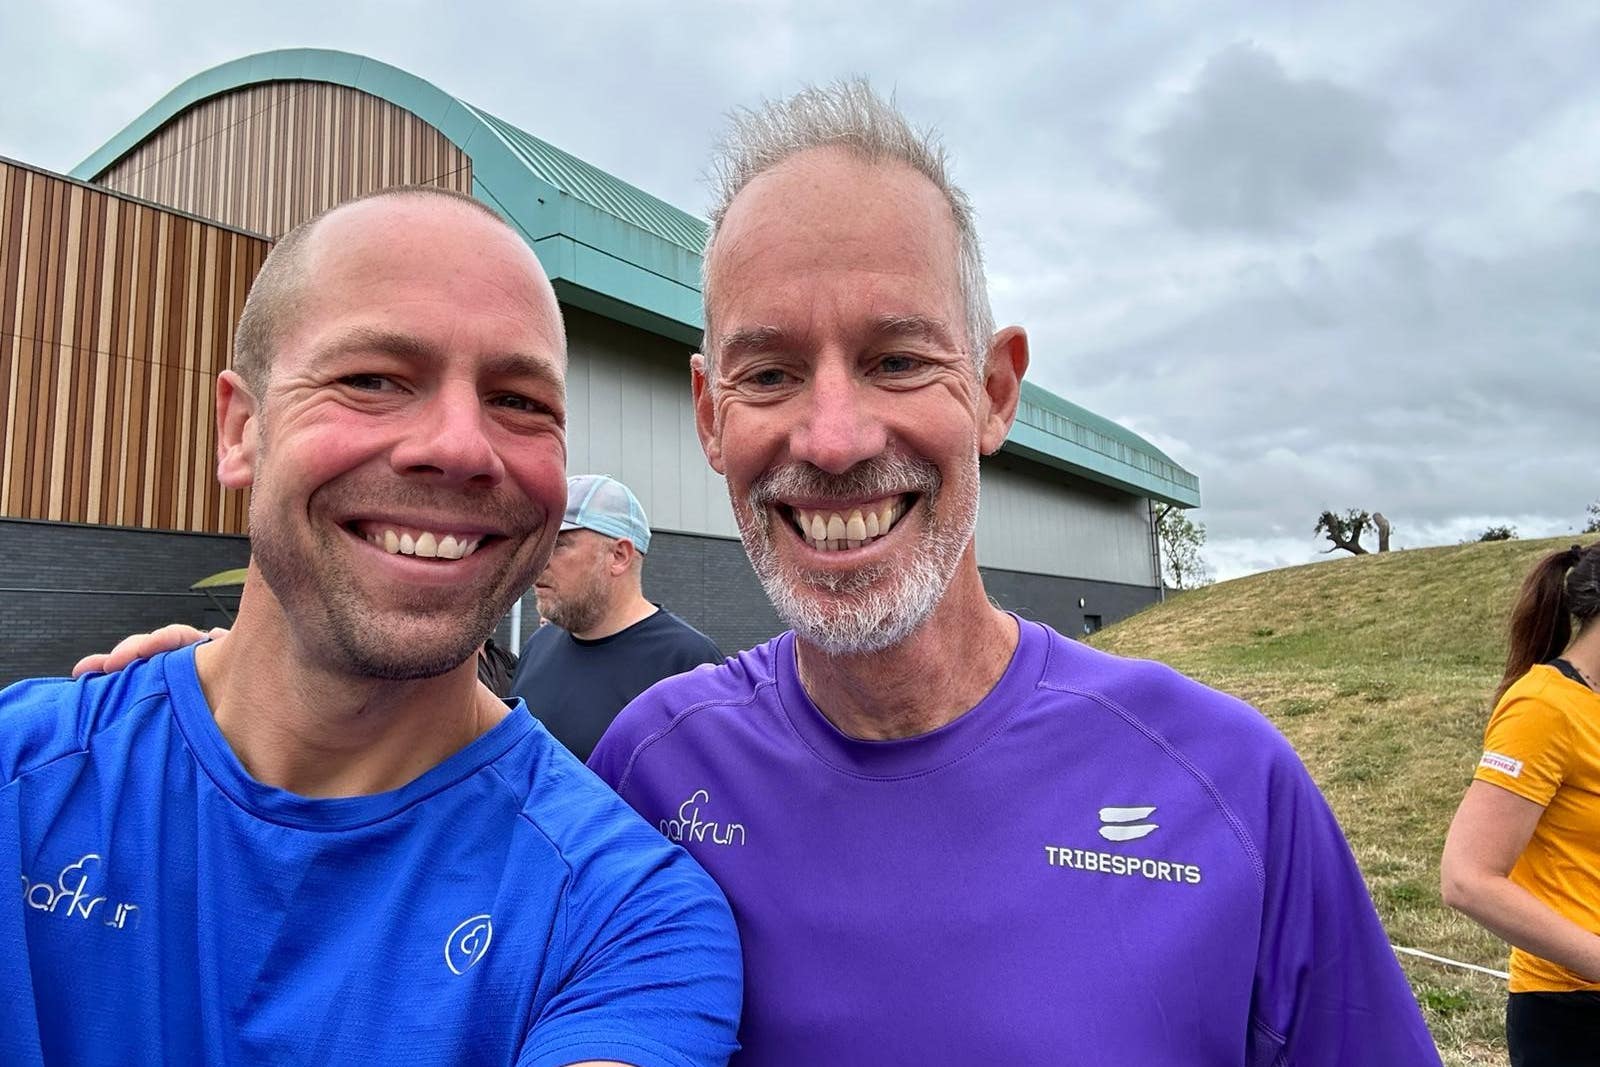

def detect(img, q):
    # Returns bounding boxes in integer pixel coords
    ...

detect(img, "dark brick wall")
[496,529,1158,659]
[978,565,1159,639]
[1,520,1159,688]
[0,518,250,687]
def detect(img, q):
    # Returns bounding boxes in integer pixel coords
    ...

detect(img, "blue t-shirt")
[590,619,1441,1066]
[1,645,741,1066]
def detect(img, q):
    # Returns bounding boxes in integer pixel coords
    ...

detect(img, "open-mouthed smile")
[782,493,917,553]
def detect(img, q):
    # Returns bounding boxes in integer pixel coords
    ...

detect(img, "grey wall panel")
[975,453,1156,586]
[562,307,737,538]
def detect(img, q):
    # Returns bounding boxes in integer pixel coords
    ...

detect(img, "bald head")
[232,187,551,395]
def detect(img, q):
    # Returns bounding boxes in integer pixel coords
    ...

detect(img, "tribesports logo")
[1045,804,1203,886]
[445,914,493,975]
[1098,804,1159,842]
[19,853,141,930]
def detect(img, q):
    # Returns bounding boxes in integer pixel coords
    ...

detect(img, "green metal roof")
[73,48,1199,508]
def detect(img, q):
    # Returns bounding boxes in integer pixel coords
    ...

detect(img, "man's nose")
[788,361,887,474]
[390,384,505,485]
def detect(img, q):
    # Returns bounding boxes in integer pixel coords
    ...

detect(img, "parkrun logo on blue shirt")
[659,790,747,847]
[19,853,142,930]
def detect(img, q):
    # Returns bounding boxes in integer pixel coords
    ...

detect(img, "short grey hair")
[701,78,995,375]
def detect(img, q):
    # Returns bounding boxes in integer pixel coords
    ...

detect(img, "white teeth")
[790,499,910,552]
[371,528,480,560]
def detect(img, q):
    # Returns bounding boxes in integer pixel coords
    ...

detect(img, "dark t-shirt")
[510,607,722,760]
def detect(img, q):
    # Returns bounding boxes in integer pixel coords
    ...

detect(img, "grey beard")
[736,452,978,655]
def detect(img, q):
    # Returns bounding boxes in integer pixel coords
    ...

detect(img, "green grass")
[1090,535,1583,1066]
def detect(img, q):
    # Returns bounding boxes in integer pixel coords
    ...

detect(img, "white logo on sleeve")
[19,853,141,930]
[659,790,747,847]
[445,914,493,975]
[1098,805,1159,842]
[1479,751,1524,778]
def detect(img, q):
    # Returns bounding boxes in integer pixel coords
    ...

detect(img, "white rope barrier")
[1392,944,1510,981]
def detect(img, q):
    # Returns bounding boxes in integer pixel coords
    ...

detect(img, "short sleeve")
[516,814,741,1067]
[1248,750,1442,1066]
[1475,693,1571,806]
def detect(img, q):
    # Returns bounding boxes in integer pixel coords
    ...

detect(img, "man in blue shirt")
[0,187,740,1067]
[512,474,722,760]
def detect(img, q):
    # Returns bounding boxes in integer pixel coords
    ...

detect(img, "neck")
[194,571,508,798]
[573,588,657,640]
[1565,623,1600,688]
[794,554,1019,741]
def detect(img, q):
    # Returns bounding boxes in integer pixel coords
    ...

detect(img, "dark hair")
[1497,542,1600,701]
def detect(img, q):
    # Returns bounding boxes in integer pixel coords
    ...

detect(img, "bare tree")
[1373,512,1392,552]
[1585,500,1600,535]
[1315,509,1375,555]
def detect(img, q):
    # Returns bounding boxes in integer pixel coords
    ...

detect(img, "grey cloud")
[1139,43,1393,234]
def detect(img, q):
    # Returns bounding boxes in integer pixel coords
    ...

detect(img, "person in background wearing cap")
[512,475,722,760]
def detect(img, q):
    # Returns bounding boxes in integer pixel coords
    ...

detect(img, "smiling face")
[696,148,1012,654]
[217,194,568,679]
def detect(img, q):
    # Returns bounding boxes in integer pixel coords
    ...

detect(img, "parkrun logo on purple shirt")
[659,789,747,847]
[1045,805,1203,886]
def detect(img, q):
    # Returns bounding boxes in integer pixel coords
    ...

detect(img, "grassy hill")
[1090,535,1588,1067]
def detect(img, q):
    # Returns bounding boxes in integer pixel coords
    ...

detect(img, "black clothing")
[510,607,722,760]
[1507,990,1600,1066]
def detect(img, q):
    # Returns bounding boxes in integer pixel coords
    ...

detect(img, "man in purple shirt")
[588,80,1442,1065]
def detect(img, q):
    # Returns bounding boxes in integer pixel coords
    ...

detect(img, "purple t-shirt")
[590,618,1441,1066]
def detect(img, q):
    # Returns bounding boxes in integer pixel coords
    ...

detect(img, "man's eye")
[339,374,398,392]
[492,393,554,416]
[876,354,924,375]
[746,368,791,388]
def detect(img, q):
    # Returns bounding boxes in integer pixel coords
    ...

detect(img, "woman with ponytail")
[1442,542,1600,1064]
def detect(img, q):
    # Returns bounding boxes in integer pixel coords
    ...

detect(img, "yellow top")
[1474,663,1600,992]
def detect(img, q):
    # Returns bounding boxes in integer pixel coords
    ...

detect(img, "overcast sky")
[3,1,1595,579]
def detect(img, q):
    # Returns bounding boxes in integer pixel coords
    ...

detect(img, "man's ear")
[690,352,725,474]
[215,370,261,489]
[978,327,1029,455]
[609,538,638,577]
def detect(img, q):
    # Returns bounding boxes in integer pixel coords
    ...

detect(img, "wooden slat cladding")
[95,81,473,238]
[1,160,265,533]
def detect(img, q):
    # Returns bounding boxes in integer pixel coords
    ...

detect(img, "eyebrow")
[716,315,961,365]
[316,326,566,394]
[717,324,789,362]
[867,314,959,351]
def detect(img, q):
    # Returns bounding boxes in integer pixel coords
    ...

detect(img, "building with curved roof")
[1,48,1198,682]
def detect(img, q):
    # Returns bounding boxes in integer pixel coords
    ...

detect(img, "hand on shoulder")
[71,624,227,677]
